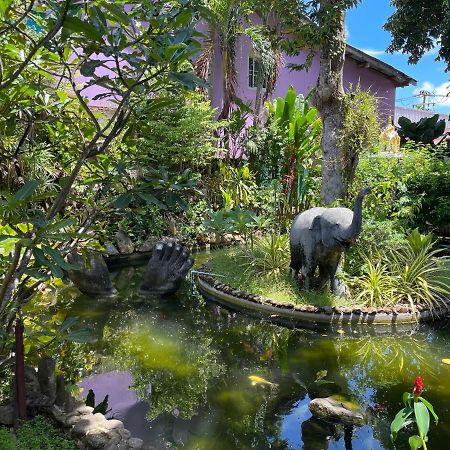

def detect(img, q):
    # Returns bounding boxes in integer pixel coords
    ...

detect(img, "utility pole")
[416,90,435,111]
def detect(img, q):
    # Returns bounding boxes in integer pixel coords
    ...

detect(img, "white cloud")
[345,25,350,39]
[413,81,450,107]
[358,48,386,57]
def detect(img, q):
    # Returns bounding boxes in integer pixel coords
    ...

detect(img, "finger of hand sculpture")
[139,240,194,296]
[67,251,116,295]
[290,187,371,297]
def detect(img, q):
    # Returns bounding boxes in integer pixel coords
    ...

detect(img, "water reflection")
[49,264,450,449]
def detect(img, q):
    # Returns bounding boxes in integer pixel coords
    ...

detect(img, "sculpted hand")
[139,240,194,296]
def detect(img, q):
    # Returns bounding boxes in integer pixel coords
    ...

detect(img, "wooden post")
[15,319,26,420]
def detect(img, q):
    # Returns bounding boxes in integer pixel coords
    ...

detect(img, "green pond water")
[57,259,450,450]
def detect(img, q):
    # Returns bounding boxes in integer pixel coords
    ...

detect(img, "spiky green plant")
[349,229,450,310]
[239,233,290,277]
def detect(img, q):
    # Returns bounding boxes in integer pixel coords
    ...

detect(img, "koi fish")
[248,375,277,386]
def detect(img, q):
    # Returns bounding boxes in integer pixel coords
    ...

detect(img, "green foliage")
[219,162,257,209]
[134,92,219,171]
[405,159,450,236]
[349,229,450,309]
[345,217,408,277]
[385,0,450,71]
[247,87,322,228]
[391,385,438,450]
[106,318,224,421]
[0,0,205,354]
[207,247,347,307]
[240,234,290,277]
[350,146,432,223]
[338,85,381,188]
[0,416,76,450]
[398,115,446,146]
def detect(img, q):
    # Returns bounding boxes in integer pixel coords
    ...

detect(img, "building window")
[248,57,266,88]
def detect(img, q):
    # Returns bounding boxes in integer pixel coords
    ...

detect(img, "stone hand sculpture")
[139,240,194,296]
[68,241,193,297]
[67,251,117,296]
[290,187,371,297]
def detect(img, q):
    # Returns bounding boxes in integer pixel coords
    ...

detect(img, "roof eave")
[345,44,417,88]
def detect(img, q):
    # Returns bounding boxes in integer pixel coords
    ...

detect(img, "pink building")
[209,34,416,124]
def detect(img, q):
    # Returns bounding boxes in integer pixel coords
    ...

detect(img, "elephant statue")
[289,187,371,297]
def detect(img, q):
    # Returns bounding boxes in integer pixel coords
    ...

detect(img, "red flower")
[413,376,424,396]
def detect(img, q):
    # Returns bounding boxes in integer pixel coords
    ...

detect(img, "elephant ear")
[309,215,321,231]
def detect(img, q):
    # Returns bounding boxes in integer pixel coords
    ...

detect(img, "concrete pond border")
[195,273,450,328]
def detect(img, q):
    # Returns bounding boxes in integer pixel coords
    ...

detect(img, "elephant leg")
[289,245,303,279]
[301,253,317,291]
[318,263,330,290]
[329,255,346,297]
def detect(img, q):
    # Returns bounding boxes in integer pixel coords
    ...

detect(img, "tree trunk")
[313,0,347,205]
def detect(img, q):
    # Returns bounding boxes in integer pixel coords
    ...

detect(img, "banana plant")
[265,86,322,219]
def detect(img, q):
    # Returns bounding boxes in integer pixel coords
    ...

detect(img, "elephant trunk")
[340,187,371,241]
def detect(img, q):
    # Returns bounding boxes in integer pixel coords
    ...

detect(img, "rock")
[24,365,40,392]
[118,429,131,440]
[104,243,120,256]
[0,404,14,425]
[127,437,144,449]
[50,405,67,425]
[55,374,67,408]
[26,390,53,408]
[115,231,134,255]
[85,430,112,448]
[138,236,158,253]
[309,396,365,426]
[38,357,57,404]
[104,419,124,430]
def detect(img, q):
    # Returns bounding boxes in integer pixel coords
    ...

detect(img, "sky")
[346,0,450,115]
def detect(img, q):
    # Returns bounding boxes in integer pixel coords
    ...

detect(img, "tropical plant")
[196,0,279,120]
[349,229,450,310]
[240,233,290,277]
[219,161,257,209]
[391,376,438,450]
[248,87,322,227]
[397,115,446,146]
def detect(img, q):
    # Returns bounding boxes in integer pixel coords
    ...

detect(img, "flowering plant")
[391,376,438,449]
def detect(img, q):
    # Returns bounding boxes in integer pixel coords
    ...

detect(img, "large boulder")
[309,396,365,426]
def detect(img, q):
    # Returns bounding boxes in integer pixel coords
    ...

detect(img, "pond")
[60,260,450,450]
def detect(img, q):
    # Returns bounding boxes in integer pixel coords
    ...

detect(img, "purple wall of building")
[210,33,397,125]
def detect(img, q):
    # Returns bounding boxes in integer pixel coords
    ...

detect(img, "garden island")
[1,1,450,449]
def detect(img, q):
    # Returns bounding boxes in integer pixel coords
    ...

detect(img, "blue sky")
[346,0,450,115]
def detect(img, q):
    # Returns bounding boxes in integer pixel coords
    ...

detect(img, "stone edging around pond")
[196,273,450,327]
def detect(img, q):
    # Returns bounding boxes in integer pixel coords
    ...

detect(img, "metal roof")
[346,44,417,88]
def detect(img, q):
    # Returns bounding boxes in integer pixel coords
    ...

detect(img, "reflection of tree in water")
[336,334,437,390]
[104,315,224,421]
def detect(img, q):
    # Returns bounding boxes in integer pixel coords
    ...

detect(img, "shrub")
[0,416,76,450]
[345,217,408,277]
[406,159,450,236]
[240,233,290,277]
[349,229,450,309]
[134,92,219,172]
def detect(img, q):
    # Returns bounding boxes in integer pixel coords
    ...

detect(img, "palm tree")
[196,0,281,121]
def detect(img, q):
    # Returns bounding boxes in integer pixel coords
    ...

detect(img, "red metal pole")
[15,319,26,420]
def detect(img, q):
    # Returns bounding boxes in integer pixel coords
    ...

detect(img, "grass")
[0,416,76,450]
[205,247,351,307]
